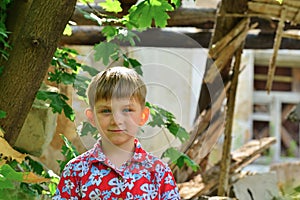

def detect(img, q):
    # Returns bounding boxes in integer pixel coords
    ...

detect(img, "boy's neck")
[101,138,135,168]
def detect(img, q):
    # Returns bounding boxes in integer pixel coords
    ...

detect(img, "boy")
[53,66,181,199]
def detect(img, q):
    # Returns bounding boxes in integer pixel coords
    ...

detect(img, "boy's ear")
[139,107,150,126]
[85,108,96,127]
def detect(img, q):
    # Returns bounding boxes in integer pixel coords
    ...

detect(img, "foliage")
[162,147,200,171]
[0,0,12,60]
[0,0,201,196]
[36,91,75,121]
[275,185,300,200]
[0,157,58,199]
[57,135,79,173]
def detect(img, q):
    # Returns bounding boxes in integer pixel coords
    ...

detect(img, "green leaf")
[78,121,98,139]
[167,122,189,142]
[162,147,200,171]
[0,110,6,119]
[74,74,91,99]
[115,29,140,46]
[63,24,72,36]
[102,26,118,42]
[128,0,174,28]
[94,42,120,65]
[128,58,143,75]
[294,185,300,192]
[78,0,94,4]
[36,91,75,121]
[276,0,283,4]
[48,182,57,196]
[122,55,143,75]
[99,0,122,13]
[170,0,181,8]
[0,164,23,189]
[57,135,79,173]
[60,72,76,85]
[81,65,99,76]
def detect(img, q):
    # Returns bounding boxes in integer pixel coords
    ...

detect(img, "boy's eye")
[123,108,133,113]
[100,109,111,114]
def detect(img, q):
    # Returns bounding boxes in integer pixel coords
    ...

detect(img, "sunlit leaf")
[57,135,79,173]
[102,26,118,42]
[170,0,181,8]
[128,0,174,28]
[22,172,50,184]
[99,0,122,13]
[63,24,72,36]
[0,138,26,163]
[78,0,94,5]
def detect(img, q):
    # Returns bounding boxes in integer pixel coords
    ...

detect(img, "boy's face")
[87,97,149,148]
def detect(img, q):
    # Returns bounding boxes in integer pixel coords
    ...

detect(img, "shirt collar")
[88,138,152,165]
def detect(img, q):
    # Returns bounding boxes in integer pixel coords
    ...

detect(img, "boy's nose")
[111,112,124,125]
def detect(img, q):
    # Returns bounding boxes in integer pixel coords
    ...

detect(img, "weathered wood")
[60,26,300,49]
[204,19,251,84]
[248,1,300,24]
[71,5,216,27]
[266,6,286,93]
[173,83,230,183]
[218,41,245,195]
[178,137,277,199]
[209,19,250,59]
[72,4,300,32]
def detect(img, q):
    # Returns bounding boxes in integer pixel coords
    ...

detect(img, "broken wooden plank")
[204,19,251,83]
[266,6,287,93]
[178,137,276,199]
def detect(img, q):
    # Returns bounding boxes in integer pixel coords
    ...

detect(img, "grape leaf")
[128,0,174,28]
[94,42,119,65]
[162,147,199,171]
[36,91,75,121]
[99,0,122,13]
[102,26,118,42]
[170,0,181,8]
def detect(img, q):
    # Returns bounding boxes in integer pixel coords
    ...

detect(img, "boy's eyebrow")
[95,104,111,109]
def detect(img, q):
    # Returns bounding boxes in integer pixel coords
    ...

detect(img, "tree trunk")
[0,0,77,145]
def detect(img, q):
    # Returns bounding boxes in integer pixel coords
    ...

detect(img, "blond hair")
[87,66,147,108]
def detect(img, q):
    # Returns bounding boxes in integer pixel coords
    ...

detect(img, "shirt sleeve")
[52,162,81,200]
[159,165,181,200]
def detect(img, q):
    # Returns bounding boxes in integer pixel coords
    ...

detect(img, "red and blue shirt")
[53,139,180,200]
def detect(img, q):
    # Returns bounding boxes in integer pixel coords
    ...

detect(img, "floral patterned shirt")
[53,139,180,200]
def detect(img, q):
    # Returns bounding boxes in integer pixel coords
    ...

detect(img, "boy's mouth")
[108,129,125,133]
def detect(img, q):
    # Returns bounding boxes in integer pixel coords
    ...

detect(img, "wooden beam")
[71,5,300,32]
[60,26,300,49]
